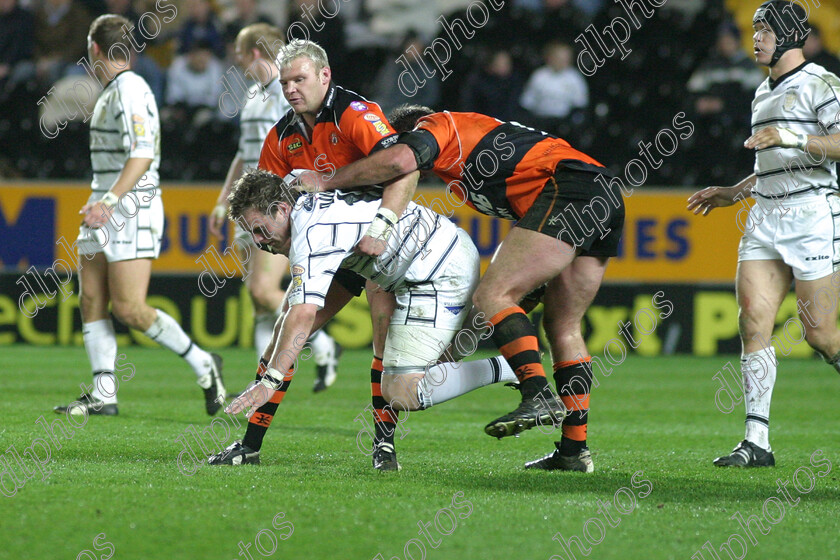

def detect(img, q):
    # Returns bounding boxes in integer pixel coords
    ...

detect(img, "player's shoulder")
[332,85,386,123]
[113,70,153,96]
[800,62,840,91]
[269,108,301,140]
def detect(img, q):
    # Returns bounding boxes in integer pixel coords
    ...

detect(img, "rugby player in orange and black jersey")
[304,105,627,473]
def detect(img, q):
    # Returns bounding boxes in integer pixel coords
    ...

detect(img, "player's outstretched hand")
[209,204,227,238]
[225,381,273,417]
[354,235,388,257]
[687,186,739,216]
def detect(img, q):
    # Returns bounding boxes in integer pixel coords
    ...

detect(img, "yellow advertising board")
[1,182,742,282]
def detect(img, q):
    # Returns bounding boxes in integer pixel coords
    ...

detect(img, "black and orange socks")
[242,358,294,452]
[553,357,592,455]
[488,306,550,398]
[370,356,399,447]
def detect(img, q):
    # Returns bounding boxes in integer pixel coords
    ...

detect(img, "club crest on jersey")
[783,90,798,112]
[350,101,368,111]
[287,140,303,152]
[330,132,339,145]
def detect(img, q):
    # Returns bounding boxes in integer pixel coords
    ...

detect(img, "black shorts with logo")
[515,167,625,257]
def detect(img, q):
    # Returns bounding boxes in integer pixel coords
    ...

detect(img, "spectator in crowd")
[178,0,225,59]
[223,0,273,45]
[519,42,588,131]
[687,21,764,128]
[803,24,840,78]
[0,0,35,104]
[460,47,522,122]
[287,0,346,74]
[372,31,439,115]
[34,0,92,84]
[164,39,224,126]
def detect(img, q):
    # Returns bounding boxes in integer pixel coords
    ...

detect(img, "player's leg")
[795,273,840,363]
[714,258,790,467]
[473,226,576,437]
[108,257,226,415]
[210,280,355,465]
[54,251,119,415]
[243,243,287,358]
[366,281,400,470]
[525,256,608,473]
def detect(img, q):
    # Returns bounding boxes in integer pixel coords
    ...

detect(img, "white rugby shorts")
[76,191,164,262]
[738,193,840,281]
[384,228,480,371]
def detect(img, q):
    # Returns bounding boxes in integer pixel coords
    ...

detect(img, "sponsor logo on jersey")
[805,255,829,261]
[372,120,390,136]
[444,304,465,315]
[363,113,380,122]
[292,265,305,275]
[350,101,368,111]
[287,140,303,152]
[783,90,798,112]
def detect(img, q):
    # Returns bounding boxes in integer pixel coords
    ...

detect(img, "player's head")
[752,0,810,67]
[277,40,331,115]
[228,170,301,255]
[235,23,284,77]
[87,14,132,72]
[388,104,434,133]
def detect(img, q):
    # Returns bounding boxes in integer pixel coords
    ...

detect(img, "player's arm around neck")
[322,144,419,190]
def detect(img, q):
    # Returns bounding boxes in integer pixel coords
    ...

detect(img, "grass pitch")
[1,345,838,560]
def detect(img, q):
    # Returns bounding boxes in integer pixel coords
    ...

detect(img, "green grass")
[1,346,838,560]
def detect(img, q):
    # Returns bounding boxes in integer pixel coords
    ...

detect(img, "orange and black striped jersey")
[258,82,398,177]
[399,111,608,220]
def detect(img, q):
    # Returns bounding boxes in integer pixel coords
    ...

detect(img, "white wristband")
[365,208,398,241]
[259,367,285,391]
[777,128,808,150]
[212,204,228,221]
[100,191,119,208]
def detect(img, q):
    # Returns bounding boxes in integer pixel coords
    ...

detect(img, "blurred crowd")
[1,0,839,185]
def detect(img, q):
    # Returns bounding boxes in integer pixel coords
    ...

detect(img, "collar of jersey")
[768,60,809,90]
[102,69,134,91]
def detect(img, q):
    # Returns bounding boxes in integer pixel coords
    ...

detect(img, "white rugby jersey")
[751,62,840,199]
[239,79,289,170]
[88,71,160,202]
[287,191,461,308]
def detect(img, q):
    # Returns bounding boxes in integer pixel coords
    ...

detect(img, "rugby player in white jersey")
[54,15,225,417]
[208,24,340,392]
[688,1,840,467]
[217,169,535,470]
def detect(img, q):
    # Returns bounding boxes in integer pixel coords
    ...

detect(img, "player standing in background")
[208,39,418,470]
[300,106,627,473]
[208,24,340,393]
[688,1,840,467]
[54,14,225,417]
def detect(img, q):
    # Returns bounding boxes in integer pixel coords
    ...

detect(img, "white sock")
[417,356,517,409]
[83,320,118,404]
[309,329,335,366]
[144,310,212,382]
[742,347,777,451]
[254,312,275,359]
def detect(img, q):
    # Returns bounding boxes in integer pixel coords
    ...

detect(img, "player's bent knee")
[111,301,148,329]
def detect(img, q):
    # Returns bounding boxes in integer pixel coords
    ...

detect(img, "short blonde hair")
[278,39,329,70]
